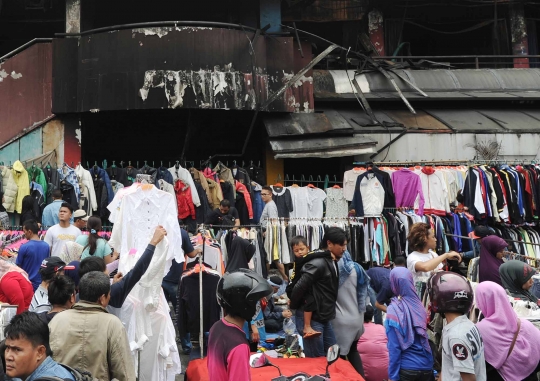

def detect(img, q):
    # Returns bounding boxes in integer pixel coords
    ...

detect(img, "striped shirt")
[30,285,51,313]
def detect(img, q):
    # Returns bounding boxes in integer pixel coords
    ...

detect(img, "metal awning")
[263,113,378,158]
[313,69,540,101]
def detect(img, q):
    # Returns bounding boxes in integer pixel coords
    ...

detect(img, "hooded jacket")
[11,161,29,213]
[1,166,17,213]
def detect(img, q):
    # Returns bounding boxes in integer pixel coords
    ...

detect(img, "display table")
[185,356,365,381]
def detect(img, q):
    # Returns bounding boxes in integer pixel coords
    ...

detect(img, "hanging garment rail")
[352,160,539,167]
[445,232,540,248]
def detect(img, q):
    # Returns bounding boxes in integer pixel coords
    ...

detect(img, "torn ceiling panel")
[269,135,377,153]
[274,146,375,159]
[263,112,352,138]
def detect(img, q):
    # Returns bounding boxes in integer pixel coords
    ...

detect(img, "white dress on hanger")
[108,185,183,381]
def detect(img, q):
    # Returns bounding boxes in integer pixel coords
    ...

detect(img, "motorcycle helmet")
[217,269,274,321]
[428,271,474,314]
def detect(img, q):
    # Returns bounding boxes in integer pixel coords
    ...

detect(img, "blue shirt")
[23,356,75,381]
[386,323,433,380]
[41,200,74,227]
[16,240,51,290]
[163,229,194,284]
[367,267,393,306]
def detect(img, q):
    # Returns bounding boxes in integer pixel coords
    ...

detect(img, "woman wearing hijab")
[332,250,370,376]
[386,267,433,381]
[476,281,540,381]
[478,235,507,285]
[499,260,538,304]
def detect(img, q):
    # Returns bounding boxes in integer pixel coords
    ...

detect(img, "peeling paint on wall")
[89,109,100,113]
[0,69,22,82]
[139,68,267,110]
[132,26,214,38]
[75,128,82,146]
[132,27,173,38]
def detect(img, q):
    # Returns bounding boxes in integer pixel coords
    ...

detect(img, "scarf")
[499,260,538,303]
[476,281,540,380]
[386,267,431,353]
[478,235,507,285]
[337,251,369,313]
[0,258,30,283]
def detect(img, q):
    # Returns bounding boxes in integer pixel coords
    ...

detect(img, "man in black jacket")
[289,227,347,358]
[78,226,166,308]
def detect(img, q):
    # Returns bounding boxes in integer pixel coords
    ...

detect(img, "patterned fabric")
[386,267,431,353]
[57,165,80,201]
[325,188,348,218]
[59,241,84,264]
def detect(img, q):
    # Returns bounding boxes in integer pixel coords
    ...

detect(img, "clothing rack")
[352,160,539,167]
[283,174,341,186]
[446,232,540,248]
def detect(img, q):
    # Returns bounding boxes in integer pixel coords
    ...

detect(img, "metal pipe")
[55,20,259,37]
[0,38,53,62]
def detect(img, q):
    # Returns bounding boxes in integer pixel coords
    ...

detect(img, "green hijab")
[499,260,538,303]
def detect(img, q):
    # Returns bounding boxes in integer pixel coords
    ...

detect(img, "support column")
[66,0,81,34]
[509,3,529,68]
[369,9,385,56]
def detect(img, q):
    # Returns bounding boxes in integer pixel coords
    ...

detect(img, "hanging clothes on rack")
[391,168,425,214]
[168,164,201,208]
[324,187,348,218]
[12,161,30,214]
[235,180,253,224]
[214,162,236,199]
[176,262,221,345]
[58,163,80,203]
[1,165,17,213]
[106,166,128,186]
[75,164,98,215]
[88,165,113,204]
[27,165,47,198]
[42,164,59,205]
[270,185,293,218]
[306,186,327,219]
[343,168,365,202]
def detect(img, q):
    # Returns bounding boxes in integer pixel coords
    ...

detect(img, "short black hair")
[52,189,62,199]
[39,266,58,283]
[394,256,407,267]
[23,220,39,234]
[60,202,73,214]
[48,275,75,306]
[261,186,273,195]
[79,271,110,303]
[79,256,106,278]
[291,236,308,248]
[320,227,348,249]
[220,199,231,208]
[5,312,52,356]
[364,305,374,323]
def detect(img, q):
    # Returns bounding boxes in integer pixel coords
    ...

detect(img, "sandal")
[303,331,322,339]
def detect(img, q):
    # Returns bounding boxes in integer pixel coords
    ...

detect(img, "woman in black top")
[20,195,40,226]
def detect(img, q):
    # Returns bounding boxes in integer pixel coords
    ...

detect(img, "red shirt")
[208,318,251,381]
[0,272,33,314]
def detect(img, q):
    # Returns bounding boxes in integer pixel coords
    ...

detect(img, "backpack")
[34,363,95,381]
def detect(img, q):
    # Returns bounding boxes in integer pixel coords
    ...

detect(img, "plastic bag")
[283,317,296,335]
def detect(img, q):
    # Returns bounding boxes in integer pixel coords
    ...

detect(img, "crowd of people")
[0,187,540,381]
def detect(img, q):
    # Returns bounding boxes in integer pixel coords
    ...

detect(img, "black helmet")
[217,269,274,321]
[427,271,474,314]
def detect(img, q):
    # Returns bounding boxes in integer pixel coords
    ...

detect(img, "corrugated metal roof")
[269,135,377,153]
[314,69,540,101]
[316,108,540,133]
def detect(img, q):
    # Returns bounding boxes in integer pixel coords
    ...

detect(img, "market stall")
[185,357,365,381]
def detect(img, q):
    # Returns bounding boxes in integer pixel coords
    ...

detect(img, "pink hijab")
[476,281,540,380]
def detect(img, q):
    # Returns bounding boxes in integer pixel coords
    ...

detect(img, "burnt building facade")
[1,0,540,183]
